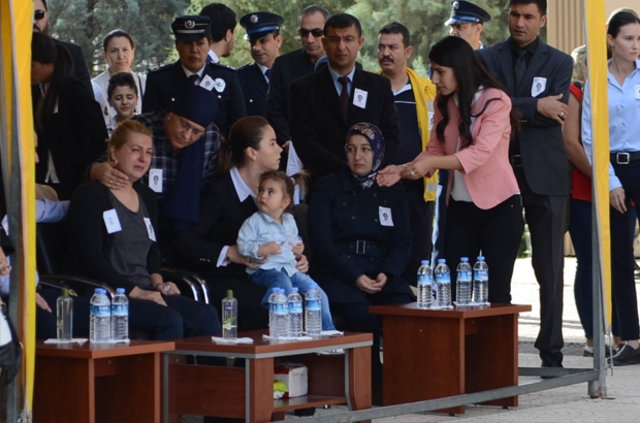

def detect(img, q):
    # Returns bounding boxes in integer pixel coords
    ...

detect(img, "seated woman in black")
[174,116,310,331]
[308,122,414,401]
[67,120,220,339]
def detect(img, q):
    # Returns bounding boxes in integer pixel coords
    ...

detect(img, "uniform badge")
[250,14,259,23]
[185,20,195,29]
[214,78,226,93]
[452,1,459,10]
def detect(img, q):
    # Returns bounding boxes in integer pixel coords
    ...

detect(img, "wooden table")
[34,340,175,423]
[370,303,531,413]
[163,331,372,423]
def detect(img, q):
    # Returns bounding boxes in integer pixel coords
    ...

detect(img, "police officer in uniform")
[237,12,284,117]
[445,0,491,50]
[143,15,246,137]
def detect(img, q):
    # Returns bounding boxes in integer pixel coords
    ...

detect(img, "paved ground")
[183,257,640,422]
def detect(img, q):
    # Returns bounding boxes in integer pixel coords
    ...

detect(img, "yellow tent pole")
[584,2,611,329]
[1,0,37,420]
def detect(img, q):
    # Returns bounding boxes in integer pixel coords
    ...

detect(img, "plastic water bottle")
[304,283,322,336]
[90,288,111,342]
[287,288,304,337]
[275,288,290,338]
[268,288,279,338]
[416,260,433,309]
[434,259,452,309]
[222,289,238,340]
[111,288,129,341]
[473,256,490,305]
[56,288,73,340]
[455,257,473,306]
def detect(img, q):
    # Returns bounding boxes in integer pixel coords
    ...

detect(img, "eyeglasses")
[34,9,46,21]
[297,28,324,38]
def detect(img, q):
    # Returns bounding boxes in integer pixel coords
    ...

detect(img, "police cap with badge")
[239,11,284,42]
[444,1,491,26]
[172,15,212,41]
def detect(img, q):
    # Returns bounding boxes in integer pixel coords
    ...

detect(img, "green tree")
[47,0,189,74]
[46,0,515,77]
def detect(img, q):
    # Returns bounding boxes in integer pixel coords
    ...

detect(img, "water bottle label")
[474,270,488,280]
[276,303,287,313]
[112,304,128,316]
[288,303,303,313]
[435,274,450,284]
[306,299,321,311]
[91,304,110,317]
[417,274,427,285]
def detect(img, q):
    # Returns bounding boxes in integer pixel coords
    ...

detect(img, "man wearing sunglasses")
[267,5,330,146]
[32,0,91,91]
[289,13,399,188]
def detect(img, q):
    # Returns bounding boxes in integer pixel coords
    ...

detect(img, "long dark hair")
[32,32,73,132]
[429,36,518,149]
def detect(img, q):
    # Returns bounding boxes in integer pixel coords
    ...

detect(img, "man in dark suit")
[33,0,91,91]
[478,0,572,370]
[143,15,246,138]
[237,12,283,116]
[289,13,399,185]
[267,5,330,145]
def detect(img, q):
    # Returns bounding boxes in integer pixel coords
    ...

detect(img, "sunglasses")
[297,28,324,38]
[34,9,46,20]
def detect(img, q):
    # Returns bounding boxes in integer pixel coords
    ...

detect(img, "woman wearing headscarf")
[308,122,414,402]
[378,36,523,305]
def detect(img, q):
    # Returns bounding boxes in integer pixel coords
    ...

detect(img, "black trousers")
[444,195,523,304]
[515,168,568,364]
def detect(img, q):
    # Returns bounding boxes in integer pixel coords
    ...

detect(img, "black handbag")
[0,298,22,386]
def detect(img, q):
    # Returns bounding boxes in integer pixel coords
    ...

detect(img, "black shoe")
[583,344,614,358]
[540,360,563,379]
[294,408,316,417]
[610,344,640,366]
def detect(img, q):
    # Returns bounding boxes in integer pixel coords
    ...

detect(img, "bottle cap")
[438,258,446,263]
[95,288,106,294]
[461,257,469,262]
[116,288,125,294]
[291,287,299,292]
[477,255,485,261]
[421,259,430,265]
[226,289,234,298]
[62,288,70,297]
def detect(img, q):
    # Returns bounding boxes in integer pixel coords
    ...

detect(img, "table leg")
[347,345,372,422]
[248,357,275,423]
[34,356,94,423]
[382,315,465,414]
[465,315,519,407]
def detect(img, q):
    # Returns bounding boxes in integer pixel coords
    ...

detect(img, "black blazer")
[143,61,246,138]
[32,76,108,200]
[289,67,399,182]
[237,63,268,117]
[266,48,316,144]
[478,38,573,196]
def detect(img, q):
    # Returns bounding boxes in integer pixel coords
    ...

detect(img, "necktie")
[514,50,527,88]
[264,68,271,83]
[188,74,200,86]
[339,76,350,119]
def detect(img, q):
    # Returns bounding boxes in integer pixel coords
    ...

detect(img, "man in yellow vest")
[377,22,438,282]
